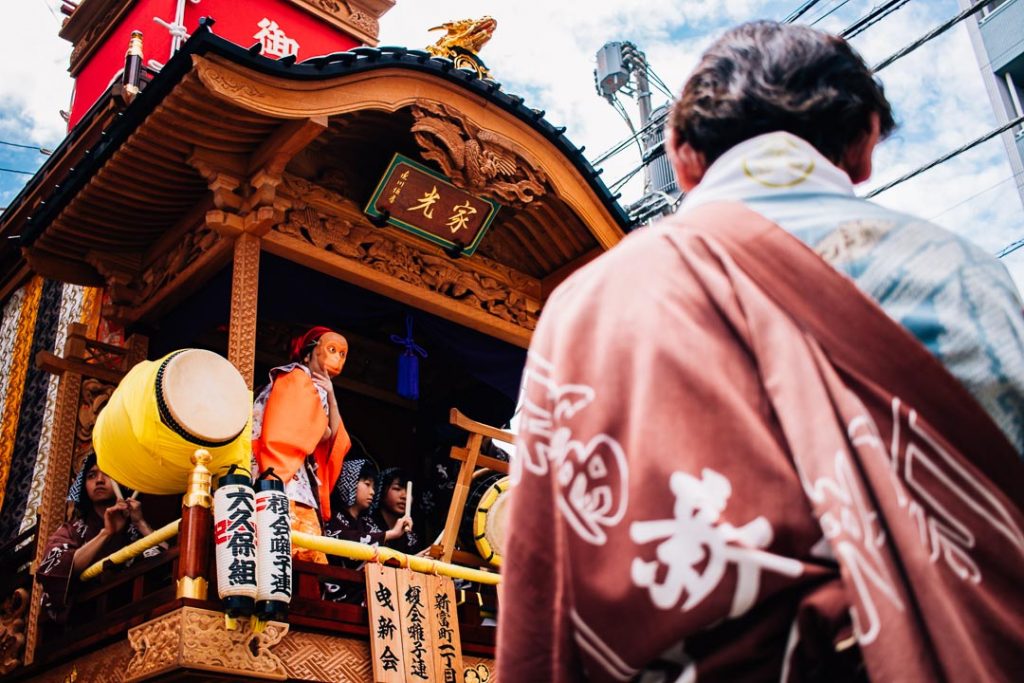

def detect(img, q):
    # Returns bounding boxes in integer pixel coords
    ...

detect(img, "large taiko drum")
[459,470,510,567]
[93,349,252,494]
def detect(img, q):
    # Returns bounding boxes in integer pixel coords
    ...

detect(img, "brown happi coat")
[497,203,1024,682]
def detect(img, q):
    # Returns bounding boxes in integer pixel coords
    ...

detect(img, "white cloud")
[0,1,72,146]
[2,0,1023,287]
[845,0,1024,285]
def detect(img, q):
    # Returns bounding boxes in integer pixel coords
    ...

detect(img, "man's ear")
[840,112,881,185]
[667,126,708,192]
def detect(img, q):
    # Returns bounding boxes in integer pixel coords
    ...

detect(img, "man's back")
[498,202,1024,682]
[497,20,1024,681]
[684,131,1024,455]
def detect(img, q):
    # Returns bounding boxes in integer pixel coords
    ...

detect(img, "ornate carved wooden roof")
[3,22,629,347]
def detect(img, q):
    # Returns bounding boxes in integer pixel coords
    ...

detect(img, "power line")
[865,113,1024,198]
[810,0,854,27]
[840,0,912,39]
[927,169,1024,222]
[0,140,52,155]
[997,236,1024,259]
[0,167,34,176]
[607,94,645,162]
[590,108,670,166]
[609,159,647,193]
[644,67,676,100]
[784,0,830,23]
[873,0,999,72]
[38,0,59,22]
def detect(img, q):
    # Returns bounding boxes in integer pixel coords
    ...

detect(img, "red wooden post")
[177,449,213,600]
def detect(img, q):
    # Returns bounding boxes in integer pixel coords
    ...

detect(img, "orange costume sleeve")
[314,418,350,521]
[253,368,327,485]
[254,367,351,521]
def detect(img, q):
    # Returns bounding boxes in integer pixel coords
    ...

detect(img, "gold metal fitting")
[126,30,144,57]
[183,449,213,509]
[176,576,209,600]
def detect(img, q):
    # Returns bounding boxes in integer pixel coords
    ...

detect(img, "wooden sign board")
[366,565,467,682]
[365,563,406,682]
[428,574,464,683]
[365,154,500,257]
[396,568,436,681]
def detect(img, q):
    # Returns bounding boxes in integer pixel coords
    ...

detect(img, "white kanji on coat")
[512,351,629,545]
[630,468,803,617]
[254,18,299,59]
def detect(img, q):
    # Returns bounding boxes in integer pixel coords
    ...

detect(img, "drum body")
[459,470,510,567]
[94,349,252,494]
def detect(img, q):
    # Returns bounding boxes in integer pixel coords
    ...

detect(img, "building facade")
[960,0,1024,204]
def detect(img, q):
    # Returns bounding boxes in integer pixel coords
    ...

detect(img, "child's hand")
[384,516,412,541]
[103,500,129,535]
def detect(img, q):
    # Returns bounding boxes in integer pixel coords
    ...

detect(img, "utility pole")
[621,43,654,193]
[594,41,679,225]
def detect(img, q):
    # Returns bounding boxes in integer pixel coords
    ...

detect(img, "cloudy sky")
[3,0,1024,283]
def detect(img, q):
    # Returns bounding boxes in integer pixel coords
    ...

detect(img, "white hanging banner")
[255,477,292,620]
[213,474,258,615]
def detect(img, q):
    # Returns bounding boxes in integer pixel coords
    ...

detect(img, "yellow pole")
[80,519,180,581]
[291,530,501,586]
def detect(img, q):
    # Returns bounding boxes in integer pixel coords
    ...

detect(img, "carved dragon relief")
[425,16,497,78]
[410,102,550,209]
[277,175,540,330]
[426,16,496,59]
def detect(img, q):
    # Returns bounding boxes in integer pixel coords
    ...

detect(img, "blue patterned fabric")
[335,458,375,509]
[682,132,1024,455]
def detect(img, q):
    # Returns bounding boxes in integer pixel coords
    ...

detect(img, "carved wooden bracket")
[190,117,326,234]
[410,101,551,208]
[286,0,396,46]
[188,151,246,212]
[85,251,143,308]
[125,607,288,681]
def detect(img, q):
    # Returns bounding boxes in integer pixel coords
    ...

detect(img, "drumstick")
[129,489,140,500]
[404,481,413,522]
[110,479,124,501]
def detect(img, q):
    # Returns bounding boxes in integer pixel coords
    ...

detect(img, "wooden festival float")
[0,0,629,680]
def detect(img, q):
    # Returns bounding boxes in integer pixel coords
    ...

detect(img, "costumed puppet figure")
[252,326,352,564]
[37,452,165,623]
[370,467,421,555]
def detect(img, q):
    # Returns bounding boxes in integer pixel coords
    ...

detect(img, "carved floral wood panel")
[277,175,540,332]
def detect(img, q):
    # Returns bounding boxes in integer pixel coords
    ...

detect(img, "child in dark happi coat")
[36,452,165,622]
[324,458,411,552]
[369,467,421,555]
[321,459,411,602]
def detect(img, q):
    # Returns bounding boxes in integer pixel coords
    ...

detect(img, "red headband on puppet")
[289,326,336,363]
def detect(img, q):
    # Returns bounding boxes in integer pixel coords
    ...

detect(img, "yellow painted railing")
[80,519,180,581]
[78,521,500,586]
[291,530,501,586]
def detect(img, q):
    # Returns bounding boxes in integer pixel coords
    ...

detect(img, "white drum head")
[160,349,249,444]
